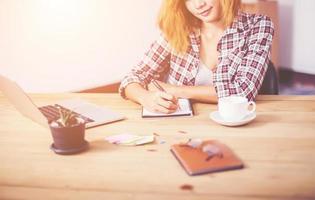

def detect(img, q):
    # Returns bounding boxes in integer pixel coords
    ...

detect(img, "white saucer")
[209,111,256,127]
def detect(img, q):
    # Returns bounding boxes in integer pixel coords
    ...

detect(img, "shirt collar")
[188,12,249,53]
[189,30,201,53]
[230,11,249,33]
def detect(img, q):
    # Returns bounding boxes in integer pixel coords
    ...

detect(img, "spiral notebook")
[142,98,193,118]
[171,140,244,176]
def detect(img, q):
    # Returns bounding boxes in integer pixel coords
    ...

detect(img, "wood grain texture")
[0,93,314,200]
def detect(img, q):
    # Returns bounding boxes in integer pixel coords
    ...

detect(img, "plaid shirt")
[119,12,274,101]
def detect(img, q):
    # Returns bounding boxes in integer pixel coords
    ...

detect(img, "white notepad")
[142,98,193,118]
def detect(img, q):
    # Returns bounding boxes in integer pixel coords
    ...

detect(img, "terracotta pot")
[49,121,88,154]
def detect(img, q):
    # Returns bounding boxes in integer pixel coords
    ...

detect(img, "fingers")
[156,97,178,111]
[142,91,179,114]
[154,92,178,113]
[153,104,176,114]
[159,92,178,104]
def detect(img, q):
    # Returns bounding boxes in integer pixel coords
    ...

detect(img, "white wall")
[278,0,315,74]
[0,0,162,92]
[1,0,314,93]
[243,0,315,74]
[291,0,315,74]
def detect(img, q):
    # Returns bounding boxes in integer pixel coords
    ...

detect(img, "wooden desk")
[0,93,315,200]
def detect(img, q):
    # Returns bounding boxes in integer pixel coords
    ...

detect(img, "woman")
[119,0,274,114]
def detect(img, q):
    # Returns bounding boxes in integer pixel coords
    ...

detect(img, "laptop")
[0,74,125,128]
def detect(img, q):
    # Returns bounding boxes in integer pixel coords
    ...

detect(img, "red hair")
[158,0,241,53]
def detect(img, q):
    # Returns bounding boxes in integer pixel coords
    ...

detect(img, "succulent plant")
[56,107,78,127]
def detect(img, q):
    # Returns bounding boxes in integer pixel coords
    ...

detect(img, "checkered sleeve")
[213,15,274,101]
[119,33,171,99]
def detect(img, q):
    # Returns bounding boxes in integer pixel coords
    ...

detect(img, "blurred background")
[0,0,314,94]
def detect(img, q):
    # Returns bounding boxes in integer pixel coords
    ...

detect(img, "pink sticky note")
[105,134,138,144]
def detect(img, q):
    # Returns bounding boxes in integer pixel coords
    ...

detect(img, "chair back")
[259,62,279,95]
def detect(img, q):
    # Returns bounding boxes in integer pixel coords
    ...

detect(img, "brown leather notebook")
[171,140,244,175]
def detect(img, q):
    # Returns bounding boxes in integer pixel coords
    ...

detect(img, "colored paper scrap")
[105,134,155,146]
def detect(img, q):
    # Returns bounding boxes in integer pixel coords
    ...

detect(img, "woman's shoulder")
[235,12,274,31]
[148,31,173,52]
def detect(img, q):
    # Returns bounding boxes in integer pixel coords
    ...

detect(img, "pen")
[151,79,181,111]
[151,79,166,92]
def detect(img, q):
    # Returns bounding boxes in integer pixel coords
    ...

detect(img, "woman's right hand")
[139,91,178,114]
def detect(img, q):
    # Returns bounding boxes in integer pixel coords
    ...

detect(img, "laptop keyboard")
[38,104,94,124]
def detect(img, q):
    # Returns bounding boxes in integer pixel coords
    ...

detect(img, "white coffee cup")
[218,96,256,122]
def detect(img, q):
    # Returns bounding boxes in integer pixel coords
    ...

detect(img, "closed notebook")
[171,140,244,175]
[142,98,193,118]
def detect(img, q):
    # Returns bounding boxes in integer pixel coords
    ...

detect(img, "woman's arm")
[213,15,274,101]
[172,85,218,103]
[119,33,171,99]
[148,81,218,103]
[119,33,180,113]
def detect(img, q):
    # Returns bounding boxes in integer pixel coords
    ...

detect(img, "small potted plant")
[49,108,88,155]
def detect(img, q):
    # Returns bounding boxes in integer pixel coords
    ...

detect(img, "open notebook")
[142,98,193,118]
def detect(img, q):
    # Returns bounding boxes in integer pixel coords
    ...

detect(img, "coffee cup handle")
[247,101,256,114]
